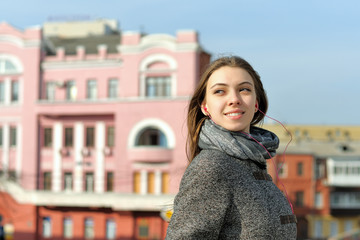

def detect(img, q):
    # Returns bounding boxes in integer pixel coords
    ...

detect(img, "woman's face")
[202,66,258,133]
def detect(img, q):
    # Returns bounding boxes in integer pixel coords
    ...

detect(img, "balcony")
[1,179,175,211]
[326,157,360,187]
[128,147,173,163]
[330,191,360,215]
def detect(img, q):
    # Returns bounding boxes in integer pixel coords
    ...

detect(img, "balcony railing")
[330,192,360,209]
[327,157,360,187]
[128,147,173,163]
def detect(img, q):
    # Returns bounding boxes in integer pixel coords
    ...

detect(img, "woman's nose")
[228,91,241,105]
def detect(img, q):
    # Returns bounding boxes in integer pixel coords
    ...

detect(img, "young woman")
[165,56,297,239]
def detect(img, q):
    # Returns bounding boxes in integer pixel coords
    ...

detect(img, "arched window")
[128,118,175,149]
[139,54,177,97]
[0,55,23,75]
[136,127,167,147]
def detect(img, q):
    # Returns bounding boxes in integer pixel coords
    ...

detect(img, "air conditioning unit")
[55,80,66,88]
[103,147,112,156]
[59,148,69,157]
[82,148,91,157]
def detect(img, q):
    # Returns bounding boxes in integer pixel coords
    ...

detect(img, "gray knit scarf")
[198,119,279,167]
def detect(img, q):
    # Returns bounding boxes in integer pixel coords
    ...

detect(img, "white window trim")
[128,118,175,149]
[139,54,177,97]
[0,54,23,74]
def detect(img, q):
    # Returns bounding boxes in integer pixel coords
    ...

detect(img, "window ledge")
[128,147,173,163]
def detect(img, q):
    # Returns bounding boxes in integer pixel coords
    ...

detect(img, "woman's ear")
[255,101,259,112]
[201,102,208,116]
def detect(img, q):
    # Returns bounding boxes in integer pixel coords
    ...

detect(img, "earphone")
[202,105,209,115]
[242,108,294,214]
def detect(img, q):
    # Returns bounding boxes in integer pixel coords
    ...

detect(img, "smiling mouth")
[224,110,245,118]
[226,112,243,117]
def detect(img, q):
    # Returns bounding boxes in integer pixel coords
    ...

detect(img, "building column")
[154,170,162,195]
[15,123,22,180]
[140,170,147,195]
[18,77,23,104]
[95,121,105,193]
[4,77,11,105]
[52,122,63,192]
[74,122,84,192]
[1,123,9,178]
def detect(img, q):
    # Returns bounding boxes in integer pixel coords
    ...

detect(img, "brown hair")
[186,56,268,162]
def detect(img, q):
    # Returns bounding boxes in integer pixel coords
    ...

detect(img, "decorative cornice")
[119,33,201,54]
[1,180,175,211]
[42,59,123,70]
[0,35,41,48]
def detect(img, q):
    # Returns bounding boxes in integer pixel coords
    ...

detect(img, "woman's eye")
[214,89,224,94]
[240,88,251,93]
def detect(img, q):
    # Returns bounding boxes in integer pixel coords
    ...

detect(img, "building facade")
[265,124,360,240]
[0,19,210,239]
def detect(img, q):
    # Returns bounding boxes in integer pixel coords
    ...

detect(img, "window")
[314,220,323,238]
[8,170,16,181]
[106,172,114,192]
[145,76,171,97]
[64,172,73,191]
[330,221,338,237]
[295,191,304,207]
[315,192,323,208]
[46,82,56,101]
[162,172,169,193]
[43,172,52,190]
[10,126,16,147]
[85,172,94,192]
[315,160,325,179]
[84,218,94,239]
[297,162,303,176]
[0,81,4,103]
[277,162,287,178]
[42,217,52,238]
[147,172,155,194]
[138,219,149,239]
[107,126,115,147]
[0,57,20,74]
[64,127,73,147]
[345,220,353,233]
[108,78,118,99]
[136,128,167,147]
[87,79,97,100]
[106,219,116,239]
[44,128,52,147]
[11,81,18,102]
[63,217,73,238]
[333,162,360,176]
[86,127,95,147]
[133,172,141,193]
[66,80,77,101]
[0,127,3,147]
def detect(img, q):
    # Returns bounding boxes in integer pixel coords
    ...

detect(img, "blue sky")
[2,0,359,125]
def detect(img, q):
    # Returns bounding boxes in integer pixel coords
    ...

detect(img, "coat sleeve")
[165,156,231,239]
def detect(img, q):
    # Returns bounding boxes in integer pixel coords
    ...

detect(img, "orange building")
[265,124,360,240]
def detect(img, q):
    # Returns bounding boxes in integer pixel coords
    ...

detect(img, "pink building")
[0,19,210,239]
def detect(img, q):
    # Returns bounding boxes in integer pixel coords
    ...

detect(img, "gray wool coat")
[165,120,297,239]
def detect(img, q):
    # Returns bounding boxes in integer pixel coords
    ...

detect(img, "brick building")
[265,124,360,239]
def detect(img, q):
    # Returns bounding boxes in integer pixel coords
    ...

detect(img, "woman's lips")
[224,110,245,119]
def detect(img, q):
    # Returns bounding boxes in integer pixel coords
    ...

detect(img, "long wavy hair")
[186,56,268,162]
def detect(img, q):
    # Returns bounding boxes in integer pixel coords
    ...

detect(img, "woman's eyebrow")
[238,81,254,86]
[210,81,253,89]
[210,83,228,89]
